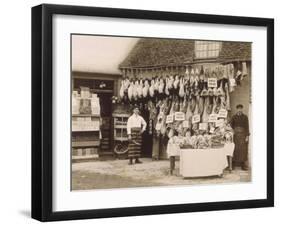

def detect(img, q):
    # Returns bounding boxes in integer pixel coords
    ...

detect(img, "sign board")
[208,78,217,88]
[208,114,218,123]
[218,109,228,118]
[215,119,224,128]
[174,112,185,121]
[166,114,174,124]
[182,120,190,128]
[199,123,208,130]
[192,114,200,124]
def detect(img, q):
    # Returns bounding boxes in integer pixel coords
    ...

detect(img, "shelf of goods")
[72,88,101,160]
[112,113,130,156]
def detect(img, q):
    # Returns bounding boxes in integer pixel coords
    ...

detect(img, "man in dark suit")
[230,104,250,170]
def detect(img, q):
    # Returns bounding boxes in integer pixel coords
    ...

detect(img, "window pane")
[195,41,221,59]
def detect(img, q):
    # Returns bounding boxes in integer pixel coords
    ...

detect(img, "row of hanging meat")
[119,62,248,102]
[146,92,229,136]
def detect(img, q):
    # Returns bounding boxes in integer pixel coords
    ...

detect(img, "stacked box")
[91,97,100,115]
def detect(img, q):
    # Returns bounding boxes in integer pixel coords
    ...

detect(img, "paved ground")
[72,158,251,190]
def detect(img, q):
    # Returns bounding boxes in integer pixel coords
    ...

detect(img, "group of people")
[126,104,250,173]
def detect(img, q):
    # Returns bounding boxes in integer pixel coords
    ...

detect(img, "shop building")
[72,38,251,161]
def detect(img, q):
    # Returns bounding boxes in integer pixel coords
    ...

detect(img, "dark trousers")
[170,156,175,174]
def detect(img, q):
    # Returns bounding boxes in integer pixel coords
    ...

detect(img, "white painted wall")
[72,35,138,74]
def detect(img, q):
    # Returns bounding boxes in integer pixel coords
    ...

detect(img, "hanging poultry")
[119,79,125,99]
[127,80,134,101]
[133,80,139,101]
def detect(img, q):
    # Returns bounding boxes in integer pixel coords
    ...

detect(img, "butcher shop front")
[72,38,251,170]
[115,39,251,162]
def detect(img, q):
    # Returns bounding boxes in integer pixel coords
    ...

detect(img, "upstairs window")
[195,41,222,59]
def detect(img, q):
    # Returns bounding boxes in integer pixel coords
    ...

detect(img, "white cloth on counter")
[126,114,147,135]
[167,136,186,158]
[179,148,228,177]
[224,142,235,156]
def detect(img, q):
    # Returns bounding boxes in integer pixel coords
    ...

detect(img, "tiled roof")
[119,38,194,68]
[218,42,251,61]
[120,39,251,68]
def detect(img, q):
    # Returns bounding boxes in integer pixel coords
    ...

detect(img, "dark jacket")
[230,113,250,136]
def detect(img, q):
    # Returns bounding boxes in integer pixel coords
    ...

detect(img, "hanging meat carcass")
[137,79,143,98]
[216,80,225,97]
[227,63,236,92]
[166,75,174,96]
[119,79,125,99]
[200,82,208,96]
[189,95,197,113]
[159,77,165,94]
[198,96,205,115]
[185,67,190,83]
[173,75,180,89]
[212,97,220,114]
[169,98,175,115]
[241,62,248,80]
[185,100,193,123]
[154,77,160,92]
[218,80,227,109]
[235,62,243,86]
[128,81,134,101]
[225,83,231,111]
[155,99,169,135]
[149,79,155,98]
[173,96,180,112]
[182,96,188,113]
[198,66,205,91]
[179,77,185,98]
[124,77,130,90]
[223,65,228,79]
[143,79,149,98]
[202,96,210,123]
[190,68,195,87]
[148,100,158,121]
[165,77,170,96]
[194,67,200,88]
[160,98,170,135]
[217,65,224,80]
[133,80,139,100]
[192,95,200,131]
[242,62,248,76]
[207,96,214,115]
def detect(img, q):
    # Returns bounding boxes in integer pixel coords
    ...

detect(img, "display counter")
[179,144,234,178]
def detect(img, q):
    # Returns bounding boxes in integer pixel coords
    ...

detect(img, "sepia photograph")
[71,34,252,190]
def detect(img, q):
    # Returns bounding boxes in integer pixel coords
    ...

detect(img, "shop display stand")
[112,113,130,158]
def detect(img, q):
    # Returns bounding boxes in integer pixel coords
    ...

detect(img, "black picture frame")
[32,4,274,222]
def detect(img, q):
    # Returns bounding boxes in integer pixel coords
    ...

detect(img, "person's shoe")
[135,159,142,164]
[128,158,133,165]
[170,170,173,175]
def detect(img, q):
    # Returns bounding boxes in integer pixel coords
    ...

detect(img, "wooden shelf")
[72,129,100,132]
[72,114,100,117]
[114,125,127,129]
[112,113,130,117]
[72,140,100,147]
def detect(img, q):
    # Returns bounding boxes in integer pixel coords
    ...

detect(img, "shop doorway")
[141,109,153,158]
[73,78,114,157]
